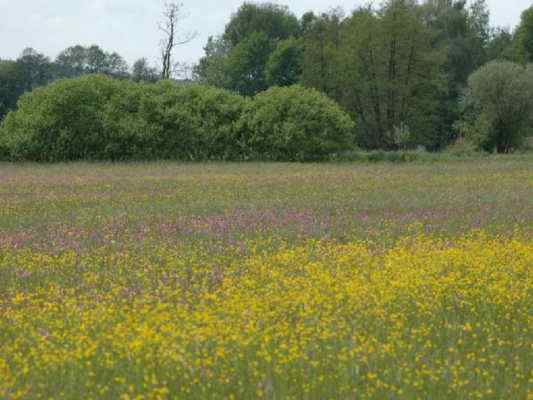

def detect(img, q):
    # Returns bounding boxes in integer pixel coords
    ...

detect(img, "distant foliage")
[266,37,304,87]
[458,61,533,153]
[0,60,25,121]
[0,76,356,161]
[131,58,160,83]
[55,45,129,79]
[514,6,533,63]
[223,2,300,47]
[0,49,55,121]
[223,32,274,96]
[195,2,301,96]
[0,45,131,123]
[237,85,355,161]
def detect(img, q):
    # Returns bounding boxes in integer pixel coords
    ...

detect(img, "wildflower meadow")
[0,158,532,399]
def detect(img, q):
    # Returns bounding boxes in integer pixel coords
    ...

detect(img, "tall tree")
[196,2,300,95]
[422,0,490,90]
[159,2,196,80]
[336,0,445,149]
[300,9,344,99]
[420,0,491,147]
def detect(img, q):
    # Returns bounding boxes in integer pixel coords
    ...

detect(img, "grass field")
[0,157,532,399]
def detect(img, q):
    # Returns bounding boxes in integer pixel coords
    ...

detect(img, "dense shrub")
[0,77,356,161]
[103,81,248,160]
[238,85,355,161]
[0,75,121,161]
[457,61,533,153]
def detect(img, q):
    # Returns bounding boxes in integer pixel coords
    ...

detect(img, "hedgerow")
[0,76,355,161]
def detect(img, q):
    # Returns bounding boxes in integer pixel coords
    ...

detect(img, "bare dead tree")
[159,2,197,80]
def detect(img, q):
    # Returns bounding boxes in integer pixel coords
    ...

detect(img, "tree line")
[195,0,533,151]
[1,0,533,157]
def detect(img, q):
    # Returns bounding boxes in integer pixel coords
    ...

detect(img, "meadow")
[0,157,532,399]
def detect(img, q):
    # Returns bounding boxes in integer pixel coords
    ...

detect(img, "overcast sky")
[0,0,531,66]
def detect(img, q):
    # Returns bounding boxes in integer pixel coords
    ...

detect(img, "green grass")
[0,156,531,251]
[0,156,532,399]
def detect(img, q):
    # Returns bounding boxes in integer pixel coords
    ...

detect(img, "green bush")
[238,85,355,161]
[0,75,122,161]
[99,80,156,160]
[103,81,248,160]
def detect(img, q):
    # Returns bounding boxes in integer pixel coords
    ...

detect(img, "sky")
[0,0,531,66]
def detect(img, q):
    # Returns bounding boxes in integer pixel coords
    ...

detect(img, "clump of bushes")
[0,76,250,161]
[238,85,355,161]
[0,76,355,162]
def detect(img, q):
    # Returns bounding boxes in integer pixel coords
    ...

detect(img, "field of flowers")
[0,157,532,399]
